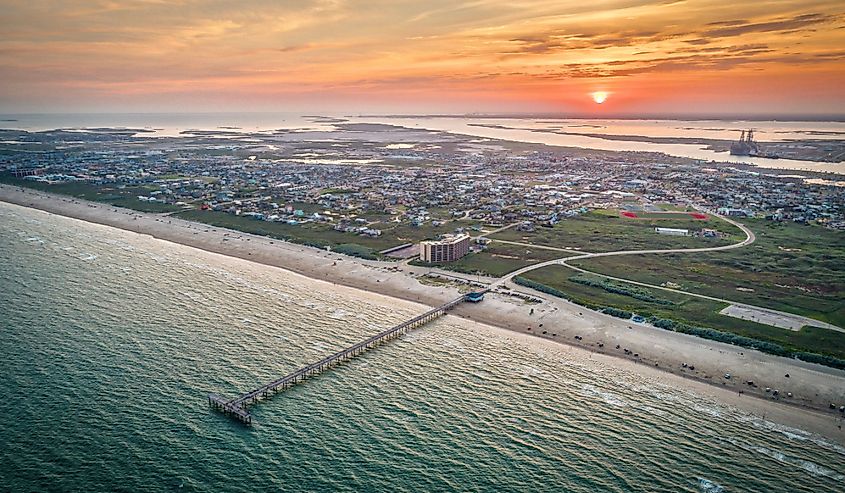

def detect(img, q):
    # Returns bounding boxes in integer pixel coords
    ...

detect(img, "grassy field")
[413,242,569,277]
[521,266,845,359]
[175,210,403,253]
[2,175,477,256]
[0,175,184,213]
[570,218,845,327]
[654,203,695,212]
[489,209,744,252]
[174,210,475,258]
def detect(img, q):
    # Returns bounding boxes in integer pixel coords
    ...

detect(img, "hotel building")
[419,234,471,263]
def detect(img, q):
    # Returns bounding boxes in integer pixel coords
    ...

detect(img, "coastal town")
[4,0,845,489]
[2,120,844,378]
[2,122,843,254]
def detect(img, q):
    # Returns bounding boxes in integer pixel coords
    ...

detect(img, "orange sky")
[1,0,844,115]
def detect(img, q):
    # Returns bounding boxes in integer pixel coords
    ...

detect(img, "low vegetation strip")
[649,318,845,370]
[512,276,845,371]
[514,276,569,299]
[332,243,378,260]
[568,274,674,305]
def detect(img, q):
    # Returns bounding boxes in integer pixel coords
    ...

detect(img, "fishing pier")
[209,291,485,425]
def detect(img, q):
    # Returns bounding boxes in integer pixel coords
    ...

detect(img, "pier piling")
[209,292,484,425]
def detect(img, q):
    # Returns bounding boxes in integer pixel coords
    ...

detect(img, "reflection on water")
[1,202,843,492]
[2,113,843,173]
[352,116,845,173]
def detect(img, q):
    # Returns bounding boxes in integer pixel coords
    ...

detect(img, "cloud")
[704,13,839,38]
[1,0,844,112]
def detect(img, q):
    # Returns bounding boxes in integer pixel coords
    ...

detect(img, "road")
[495,212,755,285]
[488,238,586,253]
[478,222,520,237]
[491,213,844,332]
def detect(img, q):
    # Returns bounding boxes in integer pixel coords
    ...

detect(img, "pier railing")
[209,292,481,425]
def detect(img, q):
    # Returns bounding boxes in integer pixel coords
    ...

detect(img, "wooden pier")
[209,292,482,425]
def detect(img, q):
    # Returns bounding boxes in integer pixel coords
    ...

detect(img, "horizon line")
[1,111,844,123]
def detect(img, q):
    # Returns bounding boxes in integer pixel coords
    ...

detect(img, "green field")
[654,203,696,212]
[2,175,480,257]
[174,209,474,258]
[176,209,402,253]
[570,218,845,327]
[413,242,569,277]
[0,175,184,213]
[489,209,744,252]
[520,266,845,360]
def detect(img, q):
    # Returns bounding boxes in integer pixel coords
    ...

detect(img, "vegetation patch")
[572,218,845,327]
[489,209,743,252]
[569,274,674,305]
[515,265,845,362]
[332,243,377,260]
[413,243,569,277]
[649,317,845,370]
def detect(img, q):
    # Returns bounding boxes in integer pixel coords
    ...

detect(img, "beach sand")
[2,183,844,443]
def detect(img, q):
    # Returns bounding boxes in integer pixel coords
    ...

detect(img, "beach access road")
[490,213,843,333]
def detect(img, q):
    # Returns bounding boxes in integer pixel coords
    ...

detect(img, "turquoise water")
[1,201,843,492]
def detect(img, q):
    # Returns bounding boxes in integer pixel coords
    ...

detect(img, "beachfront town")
[1,124,844,251]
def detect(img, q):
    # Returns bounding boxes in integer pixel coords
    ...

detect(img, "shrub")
[514,277,845,371]
[602,307,632,319]
[569,274,674,305]
[332,243,377,260]
[648,317,845,369]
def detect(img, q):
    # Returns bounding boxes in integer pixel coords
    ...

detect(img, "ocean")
[0,201,843,492]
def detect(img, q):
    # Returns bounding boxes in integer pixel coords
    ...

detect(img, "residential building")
[419,234,471,262]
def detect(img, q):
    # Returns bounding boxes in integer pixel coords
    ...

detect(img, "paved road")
[478,222,520,237]
[488,239,587,254]
[492,213,844,333]
[496,212,755,285]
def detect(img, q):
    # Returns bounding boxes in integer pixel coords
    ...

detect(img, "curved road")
[496,212,755,285]
[493,212,844,333]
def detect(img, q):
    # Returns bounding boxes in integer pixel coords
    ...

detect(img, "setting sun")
[592,92,609,104]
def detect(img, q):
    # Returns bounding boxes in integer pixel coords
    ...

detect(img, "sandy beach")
[2,183,844,443]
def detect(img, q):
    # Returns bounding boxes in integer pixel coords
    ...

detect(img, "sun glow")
[592,91,609,104]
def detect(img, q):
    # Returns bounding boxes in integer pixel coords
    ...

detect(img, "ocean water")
[0,201,843,492]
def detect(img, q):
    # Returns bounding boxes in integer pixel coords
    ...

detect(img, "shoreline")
[342,117,845,174]
[2,183,844,443]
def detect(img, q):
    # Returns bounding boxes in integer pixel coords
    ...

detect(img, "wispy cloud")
[0,0,843,113]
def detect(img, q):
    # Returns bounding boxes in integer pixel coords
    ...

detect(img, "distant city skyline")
[1,1,843,115]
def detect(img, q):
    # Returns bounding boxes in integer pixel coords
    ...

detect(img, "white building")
[654,227,689,236]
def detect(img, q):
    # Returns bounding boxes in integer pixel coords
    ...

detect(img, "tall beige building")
[419,234,471,263]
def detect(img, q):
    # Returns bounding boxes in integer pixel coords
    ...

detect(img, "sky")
[0,0,844,116]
